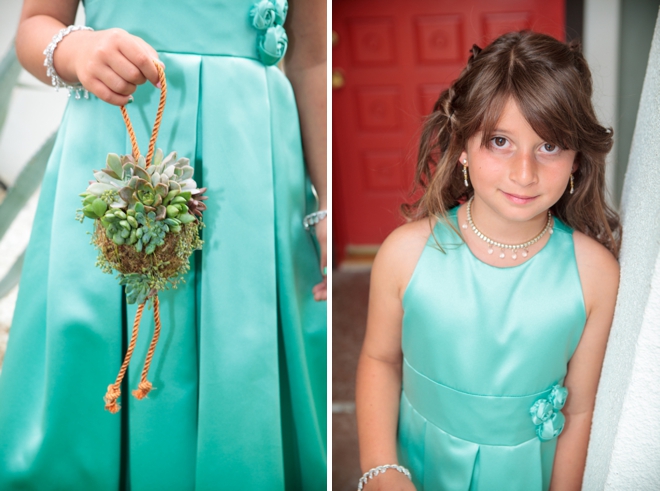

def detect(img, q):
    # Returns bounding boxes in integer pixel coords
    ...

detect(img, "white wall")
[605,252,660,488]
[583,8,660,489]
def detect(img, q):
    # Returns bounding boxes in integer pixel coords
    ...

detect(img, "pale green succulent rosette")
[77,148,207,305]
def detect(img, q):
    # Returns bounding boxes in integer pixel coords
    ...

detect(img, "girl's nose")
[509,151,538,187]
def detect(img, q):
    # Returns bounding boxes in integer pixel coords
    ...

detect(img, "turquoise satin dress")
[398,207,586,490]
[0,1,326,490]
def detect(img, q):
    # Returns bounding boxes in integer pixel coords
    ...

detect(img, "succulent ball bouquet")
[77,149,206,305]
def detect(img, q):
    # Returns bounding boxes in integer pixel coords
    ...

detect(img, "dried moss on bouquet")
[77,149,207,304]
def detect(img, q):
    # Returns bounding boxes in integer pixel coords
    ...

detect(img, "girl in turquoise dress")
[356,32,620,491]
[0,1,326,490]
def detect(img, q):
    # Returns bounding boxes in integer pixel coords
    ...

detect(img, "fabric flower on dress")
[529,399,554,426]
[258,25,288,66]
[273,0,288,24]
[536,411,566,441]
[529,384,568,441]
[548,384,568,409]
[250,0,276,30]
[250,0,289,65]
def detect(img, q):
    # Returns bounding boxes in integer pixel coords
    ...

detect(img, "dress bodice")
[83,0,286,61]
[402,206,586,397]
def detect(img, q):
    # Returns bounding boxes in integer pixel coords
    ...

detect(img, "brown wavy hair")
[403,31,621,257]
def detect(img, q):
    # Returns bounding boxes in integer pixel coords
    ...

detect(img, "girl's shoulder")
[572,230,619,275]
[379,208,459,256]
[374,218,436,301]
[572,230,620,317]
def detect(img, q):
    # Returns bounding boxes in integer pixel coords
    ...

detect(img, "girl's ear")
[571,153,581,173]
[459,150,468,166]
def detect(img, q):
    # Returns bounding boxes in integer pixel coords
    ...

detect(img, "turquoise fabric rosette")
[250,0,288,65]
[258,26,288,66]
[273,0,288,24]
[250,0,276,29]
[529,384,569,441]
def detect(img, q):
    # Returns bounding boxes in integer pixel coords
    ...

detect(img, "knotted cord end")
[104,384,121,413]
[133,380,154,399]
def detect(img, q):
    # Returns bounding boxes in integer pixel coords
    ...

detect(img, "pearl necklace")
[462,196,554,260]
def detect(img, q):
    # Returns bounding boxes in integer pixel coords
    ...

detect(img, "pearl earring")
[462,159,469,187]
[569,173,574,195]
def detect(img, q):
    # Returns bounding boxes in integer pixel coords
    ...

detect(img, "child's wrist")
[50,28,93,85]
[360,452,400,473]
[358,464,412,490]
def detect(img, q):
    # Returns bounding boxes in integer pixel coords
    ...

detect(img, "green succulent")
[112,149,203,222]
[119,273,154,305]
[101,208,135,246]
[134,205,168,254]
[150,148,197,191]
[77,153,135,221]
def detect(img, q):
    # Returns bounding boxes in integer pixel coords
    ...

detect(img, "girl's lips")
[502,191,538,204]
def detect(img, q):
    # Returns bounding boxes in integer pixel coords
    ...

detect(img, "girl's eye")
[491,137,508,147]
[542,143,560,154]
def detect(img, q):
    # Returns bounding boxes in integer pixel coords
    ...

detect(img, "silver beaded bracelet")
[357,464,412,490]
[43,25,94,99]
[303,210,327,231]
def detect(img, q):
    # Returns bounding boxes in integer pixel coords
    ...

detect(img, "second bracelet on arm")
[303,210,327,231]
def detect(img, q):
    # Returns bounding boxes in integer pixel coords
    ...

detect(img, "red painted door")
[333,0,565,262]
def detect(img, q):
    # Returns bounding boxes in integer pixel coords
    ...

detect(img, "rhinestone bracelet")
[357,464,412,490]
[43,25,94,99]
[303,210,327,231]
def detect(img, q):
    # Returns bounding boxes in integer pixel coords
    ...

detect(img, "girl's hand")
[312,217,327,301]
[55,28,162,106]
[362,470,417,490]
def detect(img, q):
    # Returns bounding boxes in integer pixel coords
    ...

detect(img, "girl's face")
[460,98,577,227]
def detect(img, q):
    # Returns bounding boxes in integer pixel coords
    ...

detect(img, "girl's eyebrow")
[489,128,514,136]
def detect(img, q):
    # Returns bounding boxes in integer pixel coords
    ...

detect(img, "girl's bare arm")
[284,0,326,209]
[283,0,327,299]
[356,221,430,490]
[549,231,620,490]
[16,0,161,106]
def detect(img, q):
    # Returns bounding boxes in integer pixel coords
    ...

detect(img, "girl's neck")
[467,195,551,244]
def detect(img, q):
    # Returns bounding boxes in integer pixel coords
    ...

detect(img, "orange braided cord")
[146,65,167,167]
[118,61,167,166]
[106,62,168,410]
[133,295,162,400]
[120,105,140,160]
[104,302,145,413]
